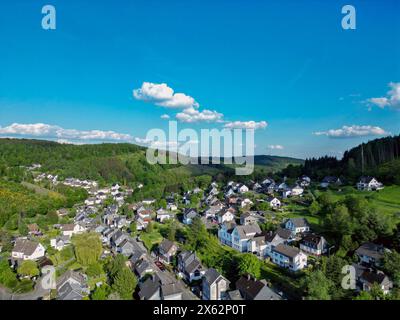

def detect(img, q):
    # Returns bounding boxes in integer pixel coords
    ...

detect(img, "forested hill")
[0,138,303,198]
[300,135,400,184]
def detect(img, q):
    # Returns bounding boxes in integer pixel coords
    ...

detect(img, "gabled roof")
[359,176,377,184]
[273,244,301,259]
[356,243,385,260]
[139,275,161,300]
[13,239,41,256]
[236,276,281,300]
[57,270,86,288]
[286,217,309,228]
[360,270,391,286]
[159,239,177,254]
[235,223,262,239]
[203,268,228,286]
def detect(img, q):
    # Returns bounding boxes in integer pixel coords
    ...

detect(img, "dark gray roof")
[161,283,183,298]
[286,218,309,228]
[236,276,281,300]
[158,239,176,254]
[273,244,300,258]
[57,282,84,300]
[139,275,161,300]
[276,227,292,240]
[135,259,154,276]
[356,243,385,260]
[203,268,228,285]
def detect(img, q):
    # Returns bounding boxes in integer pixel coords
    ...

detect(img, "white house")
[202,268,230,300]
[271,244,307,271]
[238,184,249,194]
[291,185,304,196]
[357,177,384,191]
[167,203,178,211]
[156,209,173,223]
[219,222,262,253]
[61,223,86,237]
[12,239,45,261]
[51,236,71,251]
[217,208,235,224]
[284,218,310,235]
[240,198,254,208]
[267,197,281,209]
[300,234,328,256]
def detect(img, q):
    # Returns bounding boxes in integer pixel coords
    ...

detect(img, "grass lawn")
[140,229,164,251]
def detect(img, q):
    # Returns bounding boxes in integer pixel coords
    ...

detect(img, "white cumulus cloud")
[133,82,199,109]
[224,121,268,130]
[0,123,133,142]
[160,114,170,120]
[176,107,224,123]
[368,82,400,110]
[314,125,389,138]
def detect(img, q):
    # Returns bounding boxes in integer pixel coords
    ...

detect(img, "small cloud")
[0,123,133,142]
[176,107,224,123]
[314,125,389,139]
[368,82,400,110]
[224,121,268,130]
[133,82,199,109]
[268,145,284,150]
[160,114,170,120]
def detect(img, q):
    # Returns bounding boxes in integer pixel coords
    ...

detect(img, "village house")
[235,275,282,300]
[183,208,198,225]
[138,274,183,300]
[12,239,46,261]
[238,184,249,194]
[298,175,311,187]
[57,270,89,300]
[50,235,71,251]
[61,223,86,237]
[156,209,173,223]
[134,258,155,279]
[284,218,310,235]
[267,197,281,209]
[357,176,384,191]
[240,212,257,226]
[202,268,230,300]
[166,202,178,211]
[157,239,178,264]
[359,269,393,294]
[290,185,304,196]
[177,250,206,282]
[27,223,42,236]
[219,221,263,253]
[240,198,254,209]
[271,244,307,271]
[353,264,393,295]
[355,242,387,267]
[300,234,328,256]
[217,208,236,224]
[320,176,342,188]
[264,228,293,258]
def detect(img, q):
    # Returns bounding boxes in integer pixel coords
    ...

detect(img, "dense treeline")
[281,135,400,184]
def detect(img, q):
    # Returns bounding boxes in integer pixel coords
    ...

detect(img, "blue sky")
[0,0,399,159]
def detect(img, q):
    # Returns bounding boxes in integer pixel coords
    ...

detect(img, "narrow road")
[0,277,50,300]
